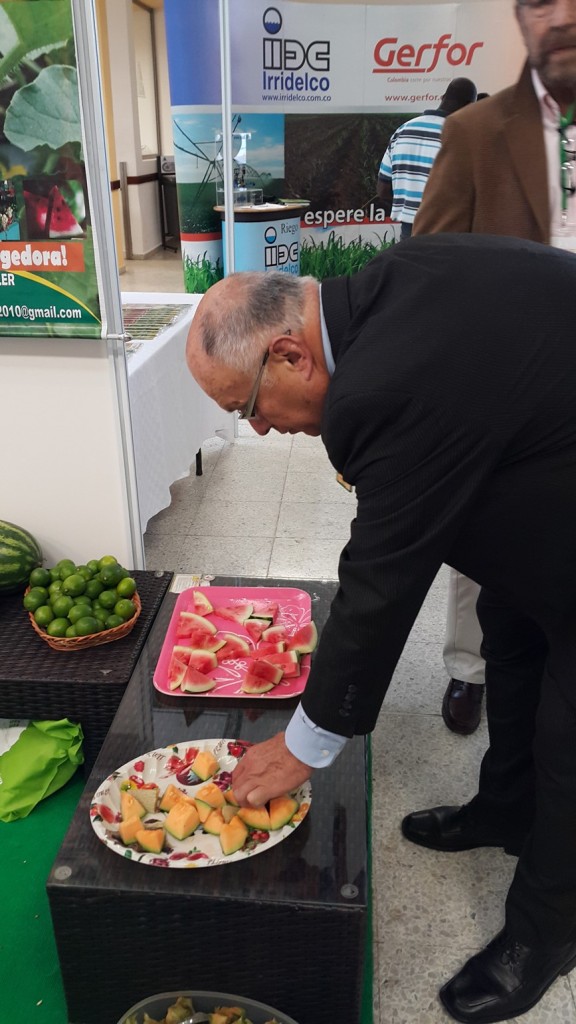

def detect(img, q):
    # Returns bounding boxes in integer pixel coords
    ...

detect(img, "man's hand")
[232,732,313,806]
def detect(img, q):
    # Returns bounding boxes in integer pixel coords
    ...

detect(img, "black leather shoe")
[439,928,576,1023]
[442,679,483,735]
[401,805,523,856]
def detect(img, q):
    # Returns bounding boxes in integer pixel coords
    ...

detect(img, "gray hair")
[199,271,316,373]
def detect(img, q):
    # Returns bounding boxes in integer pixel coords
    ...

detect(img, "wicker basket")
[27,590,142,652]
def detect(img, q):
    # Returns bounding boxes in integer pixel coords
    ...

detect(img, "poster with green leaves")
[0,0,101,336]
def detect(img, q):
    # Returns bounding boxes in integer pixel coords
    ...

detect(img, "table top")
[48,576,368,913]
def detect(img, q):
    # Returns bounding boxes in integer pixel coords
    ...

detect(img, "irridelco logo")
[372,33,484,74]
[264,223,299,273]
[262,6,331,95]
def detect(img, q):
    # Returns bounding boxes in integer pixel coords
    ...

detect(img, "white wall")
[0,336,135,567]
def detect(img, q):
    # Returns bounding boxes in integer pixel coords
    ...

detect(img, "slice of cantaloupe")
[269,794,299,830]
[203,809,225,835]
[195,782,225,809]
[159,784,188,812]
[237,804,272,830]
[118,816,142,845]
[135,827,165,853]
[120,791,146,821]
[164,801,200,840]
[191,749,219,781]
[219,815,248,855]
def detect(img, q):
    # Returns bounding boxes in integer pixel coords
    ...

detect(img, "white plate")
[90,738,311,868]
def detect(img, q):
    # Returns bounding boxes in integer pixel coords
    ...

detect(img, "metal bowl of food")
[117,990,299,1024]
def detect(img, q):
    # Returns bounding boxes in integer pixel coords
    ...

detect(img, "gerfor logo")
[373,33,484,74]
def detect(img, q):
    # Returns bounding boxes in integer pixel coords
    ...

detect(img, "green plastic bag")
[0,718,84,821]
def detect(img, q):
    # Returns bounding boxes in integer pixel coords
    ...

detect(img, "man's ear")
[270,333,314,378]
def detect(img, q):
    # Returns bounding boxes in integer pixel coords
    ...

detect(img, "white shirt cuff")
[285,702,349,768]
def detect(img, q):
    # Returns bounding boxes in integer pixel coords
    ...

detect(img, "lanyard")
[559,101,576,219]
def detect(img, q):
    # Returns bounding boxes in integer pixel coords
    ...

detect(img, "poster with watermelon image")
[0,0,102,337]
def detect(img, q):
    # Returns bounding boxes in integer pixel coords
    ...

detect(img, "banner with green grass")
[0,0,101,336]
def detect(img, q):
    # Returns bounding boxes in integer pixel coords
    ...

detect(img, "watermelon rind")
[0,520,43,594]
[262,625,288,642]
[217,632,251,660]
[246,659,283,685]
[187,649,218,673]
[177,610,217,635]
[214,602,254,624]
[192,589,214,615]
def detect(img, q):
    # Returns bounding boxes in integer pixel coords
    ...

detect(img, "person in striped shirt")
[377,78,478,238]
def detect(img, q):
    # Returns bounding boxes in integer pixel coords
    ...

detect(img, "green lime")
[29,567,51,588]
[62,573,87,597]
[68,604,92,625]
[66,625,77,638]
[51,595,75,618]
[34,605,54,628]
[74,615,99,637]
[86,559,100,574]
[49,567,61,582]
[76,565,94,581]
[73,595,92,607]
[114,598,136,622]
[47,617,70,638]
[98,555,118,570]
[116,576,137,599]
[23,587,49,612]
[57,560,77,581]
[98,589,118,610]
[85,579,104,600]
[92,607,109,625]
[105,614,123,629]
[49,580,63,596]
[97,564,124,587]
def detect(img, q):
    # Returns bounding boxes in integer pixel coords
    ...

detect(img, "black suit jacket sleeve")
[301,381,498,737]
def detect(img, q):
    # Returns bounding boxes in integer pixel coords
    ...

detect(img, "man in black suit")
[185,234,576,1023]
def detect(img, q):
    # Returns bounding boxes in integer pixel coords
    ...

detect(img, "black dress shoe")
[439,928,576,1023]
[401,805,523,856]
[442,678,484,735]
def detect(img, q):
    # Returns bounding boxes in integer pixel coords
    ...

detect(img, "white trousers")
[443,568,486,685]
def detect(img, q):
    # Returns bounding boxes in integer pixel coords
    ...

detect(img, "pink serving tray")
[153,586,312,700]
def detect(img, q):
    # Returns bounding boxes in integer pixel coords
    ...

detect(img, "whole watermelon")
[0,520,43,594]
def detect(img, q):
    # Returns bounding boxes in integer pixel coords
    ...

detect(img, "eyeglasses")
[518,0,576,17]
[238,349,270,420]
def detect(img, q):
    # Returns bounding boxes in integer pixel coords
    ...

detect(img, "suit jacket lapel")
[503,63,549,241]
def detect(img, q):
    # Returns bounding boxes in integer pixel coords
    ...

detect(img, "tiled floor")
[130,255,576,1024]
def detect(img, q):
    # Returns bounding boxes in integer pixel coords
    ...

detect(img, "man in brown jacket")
[413,0,576,740]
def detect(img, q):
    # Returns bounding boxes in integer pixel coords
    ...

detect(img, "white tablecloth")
[122,292,233,533]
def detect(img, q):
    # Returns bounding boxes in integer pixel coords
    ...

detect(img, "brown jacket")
[413,63,549,243]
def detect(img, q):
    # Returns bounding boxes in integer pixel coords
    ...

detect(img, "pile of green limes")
[23,555,138,639]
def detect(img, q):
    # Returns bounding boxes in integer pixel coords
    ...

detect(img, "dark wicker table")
[0,570,172,773]
[47,576,369,1024]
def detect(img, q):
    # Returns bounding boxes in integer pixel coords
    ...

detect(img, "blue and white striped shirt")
[379,110,447,225]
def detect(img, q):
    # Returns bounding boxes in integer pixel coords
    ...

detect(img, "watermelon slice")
[182,630,225,653]
[257,651,301,678]
[245,619,269,643]
[242,674,275,694]
[261,625,288,643]
[245,659,283,685]
[191,589,214,616]
[213,602,254,624]
[255,641,286,655]
[249,600,278,622]
[23,191,49,235]
[167,652,188,689]
[47,185,84,238]
[177,611,217,637]
[215,633,251,661]
[187,649,218,673]
[286,621,318,654]
[182,667,217,693]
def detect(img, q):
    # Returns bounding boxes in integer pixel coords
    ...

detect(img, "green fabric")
[0,719,84,822]
[0,773,85,1022]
